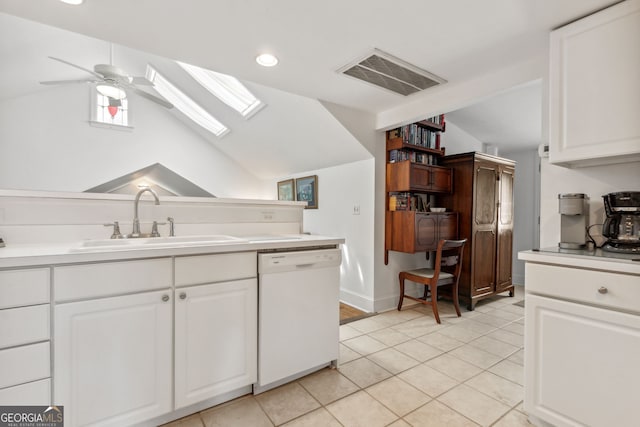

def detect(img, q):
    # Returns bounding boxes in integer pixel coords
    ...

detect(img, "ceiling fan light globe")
[96,84,126,100]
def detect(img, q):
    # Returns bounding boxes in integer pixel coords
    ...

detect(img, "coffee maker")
[602,191,640,253]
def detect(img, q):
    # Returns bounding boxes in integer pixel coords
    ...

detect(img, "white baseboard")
[339,288,374,313]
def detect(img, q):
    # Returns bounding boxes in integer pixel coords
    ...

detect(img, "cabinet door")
[429,166,452,193]
[415,214,438,250]
[54,290,172,427]
[525,294,640,427]
[549,0,640,166]
[174,278,257,409]
[471,162,497,295]
[496,166,514,292]
[437,213,458,241]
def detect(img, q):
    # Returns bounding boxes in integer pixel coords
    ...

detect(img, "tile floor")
[163,286,533,427]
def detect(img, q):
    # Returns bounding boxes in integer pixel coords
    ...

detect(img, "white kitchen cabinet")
[54,289,173,427]
[548,0,640,167]
[523,259,640,427]
[174,278,257,409]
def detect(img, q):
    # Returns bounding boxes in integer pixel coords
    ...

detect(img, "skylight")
[145,65,229,138]
[177,61,265,119]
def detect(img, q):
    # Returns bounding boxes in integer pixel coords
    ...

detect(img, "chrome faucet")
[130,188,160,238]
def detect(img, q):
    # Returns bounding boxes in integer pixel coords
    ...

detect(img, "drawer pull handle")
[179,292,187,300]
[598,287,608,294]
[162,294,170,302]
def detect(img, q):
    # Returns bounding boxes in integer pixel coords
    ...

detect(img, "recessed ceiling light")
[60,0,84,4]
[256,53,278,67]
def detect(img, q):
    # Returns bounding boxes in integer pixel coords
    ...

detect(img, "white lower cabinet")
[525,294,640,427]
[174,278,257,409]
[54,289,173,427]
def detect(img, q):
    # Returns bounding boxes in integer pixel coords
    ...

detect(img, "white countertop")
[519,247,640,275]
[0,234,345,268]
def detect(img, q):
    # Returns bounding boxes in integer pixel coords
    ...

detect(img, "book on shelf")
[389,149,437,165]
[389,193,429,212]
[389,124,440,149]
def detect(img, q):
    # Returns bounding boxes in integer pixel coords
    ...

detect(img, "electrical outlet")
[353,205,360,215]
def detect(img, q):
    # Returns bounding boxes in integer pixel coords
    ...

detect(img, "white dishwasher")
[255,247,341,393]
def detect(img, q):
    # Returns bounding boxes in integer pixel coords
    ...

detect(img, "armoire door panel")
[474,167,497,225]
[499,169,514,225]
[472,229,496,294]
[496,228,513,290]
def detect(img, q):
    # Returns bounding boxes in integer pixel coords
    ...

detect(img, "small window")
[90,86,133,130]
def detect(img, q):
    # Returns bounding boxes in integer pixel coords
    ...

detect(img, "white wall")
[0,85,269,199]
[441,121,484,154]
[501,149,539,285]
[276,159,376,312]
[540,159,640,248]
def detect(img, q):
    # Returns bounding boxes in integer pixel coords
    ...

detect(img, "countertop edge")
[518,249,640,275]
[0,236,345,268]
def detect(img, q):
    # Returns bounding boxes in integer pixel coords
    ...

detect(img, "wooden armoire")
[437,152,515,310]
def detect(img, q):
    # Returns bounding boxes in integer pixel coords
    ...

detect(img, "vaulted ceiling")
[0,0,619,172]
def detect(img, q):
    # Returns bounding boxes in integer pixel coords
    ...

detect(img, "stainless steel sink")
[70,235,248,252]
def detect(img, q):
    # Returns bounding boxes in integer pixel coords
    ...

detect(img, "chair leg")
[452,283,461,318]
[398,274,405,311]
[430,284,441,324]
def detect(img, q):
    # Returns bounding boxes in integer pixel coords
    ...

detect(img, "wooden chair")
[397,239,467,324]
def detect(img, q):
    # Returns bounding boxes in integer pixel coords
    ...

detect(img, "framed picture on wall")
[277,179,295,201]
[295,175,318,209]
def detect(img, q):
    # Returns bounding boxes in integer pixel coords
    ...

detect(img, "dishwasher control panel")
[258,248,342,274]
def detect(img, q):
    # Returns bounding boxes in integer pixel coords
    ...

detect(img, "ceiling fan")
[40,45,173,109]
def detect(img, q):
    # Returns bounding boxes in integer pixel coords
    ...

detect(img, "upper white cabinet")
[549,0,640,167]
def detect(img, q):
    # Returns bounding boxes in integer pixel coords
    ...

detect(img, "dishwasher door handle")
[295,263,316,269]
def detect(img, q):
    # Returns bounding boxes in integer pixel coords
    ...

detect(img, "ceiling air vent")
[338,49,446,96]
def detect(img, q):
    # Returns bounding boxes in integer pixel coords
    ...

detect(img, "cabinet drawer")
[0,378,50,405]
[54,258,172,302]
[175,252,257,287]
[0,268,49,309]
[0,304,49,349]
[0,342,50,389]
[525,263,640,314]
[387,162,452,193]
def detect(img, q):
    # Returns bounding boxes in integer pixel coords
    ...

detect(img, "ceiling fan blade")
[130,76,153,86]
[48,56,103,79]
[40,78,97,85]
[127,85,173,109]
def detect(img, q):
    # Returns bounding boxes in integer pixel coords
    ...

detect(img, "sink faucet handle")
[104,221,123,239]
[167,217,175,237]
[151,221,161,238]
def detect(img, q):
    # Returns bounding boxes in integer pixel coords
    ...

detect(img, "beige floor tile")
[488,359,524,386]
[365,377,431,417]
[492,409,535,427]
[281,408,341,427]
[403,400,479,427]
[417,331,464,352]
[460,319,497,335]
[387,420,412,427]
[367,347,420,374]
[468,335,519,358]
[486,329,524,348]
[298,368,359,405]
[500,303,525,315]
[201,396,272,427]
[424,353,483,382]
[338,357,392,388]
[501,322,524,336]
[436,325,484,343]
[515,317,525,325]
[485,309,523,322]
[343,335,387,355]
[255,382,320,425]
[326,390,398,427]
[391,317,444,338]
[376,308,425,325]
[339,324,363,341]
[161,413,205,427]
[437,384,510,426]
[464,371,524,407]
[449,344,503,369]
[507,349,525,366]
[471,313,512,328]
[398,364,458,398]
[394,339,443,362]
[339,343,362,364]
[348,317,388,334]
[368,327,412,346]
